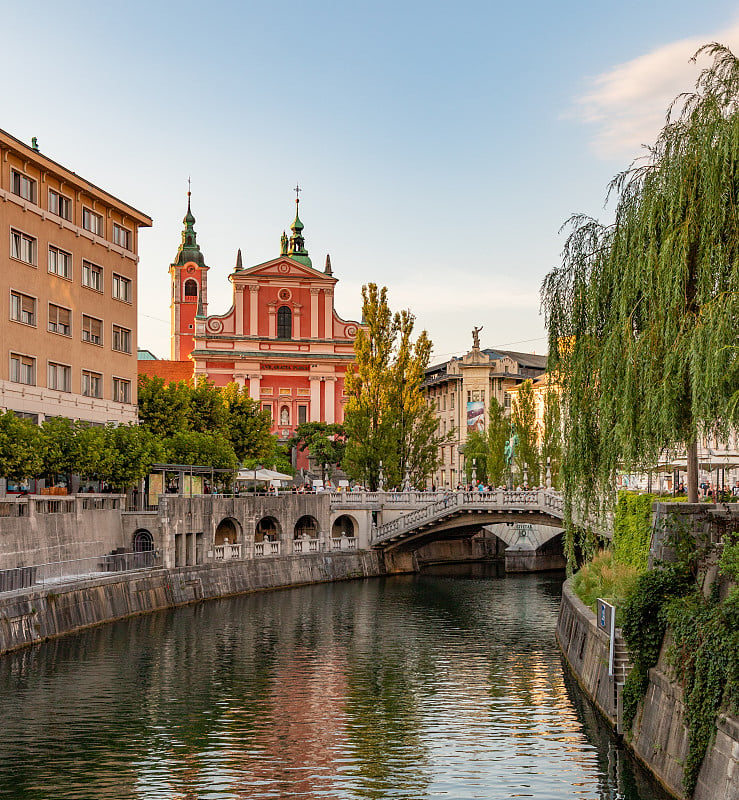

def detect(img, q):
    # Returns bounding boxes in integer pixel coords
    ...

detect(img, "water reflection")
[0,566,669,799]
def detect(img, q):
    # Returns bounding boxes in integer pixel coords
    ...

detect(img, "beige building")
[0,129,151,424]
[506,372,559,446]
[424,344,547,488]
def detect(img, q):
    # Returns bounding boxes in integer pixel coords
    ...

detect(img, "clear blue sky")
[5,0,739,362]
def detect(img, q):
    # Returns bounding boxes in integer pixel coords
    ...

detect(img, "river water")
[0,565,671,800]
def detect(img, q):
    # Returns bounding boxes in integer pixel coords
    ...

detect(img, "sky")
[4,0,739,364]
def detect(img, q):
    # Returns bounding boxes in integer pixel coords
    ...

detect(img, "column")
[310,288,320,338]
[324,288,334,339]
[310,376,322,422]
[249,284,259,335]
[293,304,302,338]
[324,376,336,423]
[235,285,244,335]
[267,303,277,338]
[249,373,261,400]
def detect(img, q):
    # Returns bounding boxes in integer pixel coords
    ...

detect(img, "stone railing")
[0,494,124,516]
[213,543,242,561]
[372,489,563,545]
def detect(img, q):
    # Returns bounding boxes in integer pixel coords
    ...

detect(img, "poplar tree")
[542,44,739,521]
[343,284,446,489]
[541,386,562,489]
[486,398,509,486]
[511,379,540,486]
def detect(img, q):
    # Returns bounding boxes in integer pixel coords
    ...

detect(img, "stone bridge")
[366,489,566,572]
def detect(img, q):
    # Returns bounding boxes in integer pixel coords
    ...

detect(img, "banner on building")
[467,401,485,432]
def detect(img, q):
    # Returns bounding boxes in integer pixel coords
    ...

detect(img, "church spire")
[286,184,312,267]
[324,253,332,275]
[235,248,243,270]
[173,184,205,267]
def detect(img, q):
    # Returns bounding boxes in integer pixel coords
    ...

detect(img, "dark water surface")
[0,565,671,799]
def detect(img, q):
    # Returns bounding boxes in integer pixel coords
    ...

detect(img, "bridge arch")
[215,517,241,545]
[256,515,281,542]
[294,515,319,539]
[332,514,357,538]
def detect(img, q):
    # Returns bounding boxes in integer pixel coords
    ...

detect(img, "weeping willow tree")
[541,44,739,550]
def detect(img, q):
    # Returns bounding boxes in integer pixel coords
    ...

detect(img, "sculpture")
[472,325,483,349]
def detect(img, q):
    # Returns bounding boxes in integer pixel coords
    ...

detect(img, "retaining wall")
[557,580,739,800]
[0,550,383,656]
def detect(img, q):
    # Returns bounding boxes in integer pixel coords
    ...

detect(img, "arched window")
[184,279,198,298]
[277,305,292,339]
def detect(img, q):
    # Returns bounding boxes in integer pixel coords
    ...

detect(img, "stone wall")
[0,551,383,656]
[557,579,739,800]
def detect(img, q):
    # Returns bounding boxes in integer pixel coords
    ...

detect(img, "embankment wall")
[557,580,738,800]
[0,551,383,656]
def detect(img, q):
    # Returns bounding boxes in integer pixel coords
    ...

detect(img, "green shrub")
[571,549,641,619]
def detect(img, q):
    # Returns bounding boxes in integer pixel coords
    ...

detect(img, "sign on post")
[596,598,616,676]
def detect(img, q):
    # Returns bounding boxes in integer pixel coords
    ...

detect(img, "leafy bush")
[613,491,686,571]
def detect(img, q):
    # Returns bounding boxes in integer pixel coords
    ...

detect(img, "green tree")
[105,424,164,490]
[462,430,488,483]
[290,422,345,483]
[0,411,42,481]
[541,43,739,511]
[164,430,238,470]
[541,383,562,489]
[511,379,540,486]
[72,424,112,483]
[39,416,77,477]
[221,382,274,462]
[188,376,228,435]
[486,398,509,486]
[343,284,447,489]
[137,375,190,438]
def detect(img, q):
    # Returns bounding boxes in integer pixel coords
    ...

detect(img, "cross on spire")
[294,183,302,201]
[187,176,191,197]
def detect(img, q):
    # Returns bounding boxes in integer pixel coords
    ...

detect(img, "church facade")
[164,194,361,442]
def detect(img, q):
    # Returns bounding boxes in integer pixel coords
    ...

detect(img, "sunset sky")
[5,0,739,362]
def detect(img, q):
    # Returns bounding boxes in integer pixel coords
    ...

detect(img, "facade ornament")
[472,325,483,350]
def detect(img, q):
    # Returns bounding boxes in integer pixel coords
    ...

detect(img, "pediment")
[238,256,335,282]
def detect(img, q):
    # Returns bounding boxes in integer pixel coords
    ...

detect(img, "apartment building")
[424,343,547,488]
[0,129,152,424]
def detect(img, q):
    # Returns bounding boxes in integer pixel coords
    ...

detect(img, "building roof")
[138,359,194,383]
[137,349,159,360]
[483,348,548,370]
[0,127,152,226]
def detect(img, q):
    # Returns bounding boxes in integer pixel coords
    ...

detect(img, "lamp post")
[523,463,528,489]
[546,456,552,490]
[471,458,477,487]
[378,460,384,493]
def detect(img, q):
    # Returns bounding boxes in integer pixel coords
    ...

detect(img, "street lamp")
[546,456,552,490]
[471,458,477,487]
[378,460,384,492]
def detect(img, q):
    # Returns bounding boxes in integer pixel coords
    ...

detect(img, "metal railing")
[0,550,161,593]
[372,489,564,544]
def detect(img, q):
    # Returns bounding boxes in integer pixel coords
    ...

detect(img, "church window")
[277,305,292,339]
[184,279,198,298]
[298,405,308,424]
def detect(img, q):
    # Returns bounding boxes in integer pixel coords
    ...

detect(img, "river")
[0,565,671,799]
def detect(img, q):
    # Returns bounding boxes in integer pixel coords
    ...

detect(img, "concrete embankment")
[0,551,383,656]
[557,580,738,800]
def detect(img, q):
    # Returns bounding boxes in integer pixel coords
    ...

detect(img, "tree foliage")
[290,422,345,482]
[0,411,42,481]
[541,43,739,520]
[511,379,540,486]
[164,430,237,470]
[486,398,509,487]
[343,284,448,489]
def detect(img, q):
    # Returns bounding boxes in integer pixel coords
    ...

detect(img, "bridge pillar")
[380,549,418,575]
[505,549,566,572]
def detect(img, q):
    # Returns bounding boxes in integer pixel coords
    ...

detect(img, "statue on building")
[280,407,289,426]
[472,325,483,349]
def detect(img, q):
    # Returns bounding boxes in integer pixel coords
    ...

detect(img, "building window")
[10,353,35,385]
[48,189,72,220]
[184,279,198,297]
[82,315,103,345]
[82,260,103,291]
[113,273,132,302]
[10,292,36,326]
[112,325,132,354]
[82,370,103,398]
[48,304,71,336]
[451,394,455,409]
[112,377,131,403]
[262,403,273,421]
[48,362,71,392]
[298,404,308,424]
[48,245,72,279]
[10,229,36,265]
[82,207,103,236]
[113,223,131,250]
[11,170,36,203]
[277,305,292,339]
